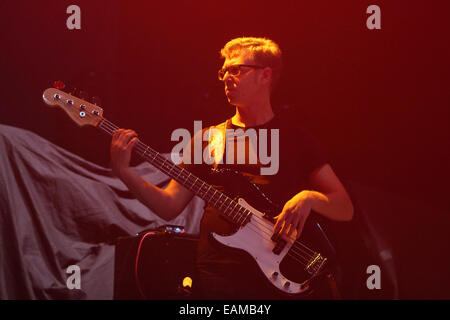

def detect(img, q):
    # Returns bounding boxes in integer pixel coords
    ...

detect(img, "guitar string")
[100,119,318,265]
[100,120,317,267]
[132,133,319,265]
[52,94,320,272]
[100,119,318,266]
[100,119,319,266]
[101,118,317,258]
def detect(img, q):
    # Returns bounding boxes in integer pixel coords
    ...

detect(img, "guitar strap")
[205,119,229,169]
[206,119,260,169]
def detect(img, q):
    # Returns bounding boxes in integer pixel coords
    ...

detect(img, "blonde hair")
[220,37,283,89]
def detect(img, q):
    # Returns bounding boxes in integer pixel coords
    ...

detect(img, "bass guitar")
[42,87,340,297]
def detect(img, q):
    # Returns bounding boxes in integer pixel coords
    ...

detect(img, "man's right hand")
[110,129,139,177]
[109,128,194,220]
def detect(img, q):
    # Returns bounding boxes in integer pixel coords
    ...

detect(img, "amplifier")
[113,226,199,299]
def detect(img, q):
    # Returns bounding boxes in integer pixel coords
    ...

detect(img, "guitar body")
[207,168,340,298]
[213,198,311,294]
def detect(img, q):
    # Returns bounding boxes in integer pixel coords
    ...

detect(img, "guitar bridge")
[305,253,327,275]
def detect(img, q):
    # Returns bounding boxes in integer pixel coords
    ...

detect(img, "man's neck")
[232,101,274,128]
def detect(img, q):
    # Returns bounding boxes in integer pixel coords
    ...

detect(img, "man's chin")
[226,95,236,105]
[226,94,248,108]
[226,94,242,105]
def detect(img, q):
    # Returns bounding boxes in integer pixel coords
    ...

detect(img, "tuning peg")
[53,80,65,90]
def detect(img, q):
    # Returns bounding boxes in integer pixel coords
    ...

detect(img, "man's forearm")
[117,167,180,220]
[304,190,354,221]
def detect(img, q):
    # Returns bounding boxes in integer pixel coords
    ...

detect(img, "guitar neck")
[97,118,251,226]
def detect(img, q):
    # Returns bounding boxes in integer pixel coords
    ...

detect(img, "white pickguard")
[212,198,310,295]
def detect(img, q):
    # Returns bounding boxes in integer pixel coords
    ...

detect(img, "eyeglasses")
[218,64,265,81]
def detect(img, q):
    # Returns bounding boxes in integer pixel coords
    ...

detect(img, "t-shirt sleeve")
[299,126,329,174]
[282,122,330,194]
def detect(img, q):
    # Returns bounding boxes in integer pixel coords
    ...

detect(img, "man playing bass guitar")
[110,37,354,299]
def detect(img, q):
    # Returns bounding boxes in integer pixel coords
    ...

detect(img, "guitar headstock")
[42,88,104,127]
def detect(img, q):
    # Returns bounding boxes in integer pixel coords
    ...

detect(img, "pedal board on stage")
[113,225,199,300]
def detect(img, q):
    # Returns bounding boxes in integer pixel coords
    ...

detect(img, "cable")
[134,231,156,299]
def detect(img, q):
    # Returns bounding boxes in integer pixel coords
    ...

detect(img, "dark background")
[1,0,449,299]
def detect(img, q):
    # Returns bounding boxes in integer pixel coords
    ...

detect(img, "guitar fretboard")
[98,119,251,226]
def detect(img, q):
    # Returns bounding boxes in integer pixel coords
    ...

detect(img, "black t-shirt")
[180,113,328,272]
[178,113,376,299]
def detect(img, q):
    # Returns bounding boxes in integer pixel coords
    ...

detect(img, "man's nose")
[221,69,233,82]
[222,72,234,85]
